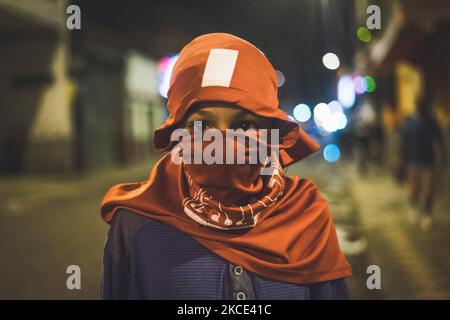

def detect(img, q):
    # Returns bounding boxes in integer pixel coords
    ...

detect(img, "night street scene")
[0,0,449,302]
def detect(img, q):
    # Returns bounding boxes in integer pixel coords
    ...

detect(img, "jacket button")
[236,291,246,300]
[233,265,244,276]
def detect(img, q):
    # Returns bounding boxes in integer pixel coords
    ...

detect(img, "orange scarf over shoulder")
[101,153,352,284]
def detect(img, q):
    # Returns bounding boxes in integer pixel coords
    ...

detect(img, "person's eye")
[187,120,209,130]
[236,120,258,131]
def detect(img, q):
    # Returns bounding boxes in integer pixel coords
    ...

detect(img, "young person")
[100,33,352,299]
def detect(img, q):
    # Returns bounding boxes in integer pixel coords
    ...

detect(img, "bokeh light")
[353,76,365,94]
[337,75,355,108]
[328,100,343,113]
[357,27,372,42]
[322,114,338,133]
[362,75,376,93]
[322,112,347,132]
[293,103,311,122]
[157,53,179,98]
[335,112,348,130]
[322,52,340,70]
[323,144,341,163]
[276,70,286,87]
[313,103,330,125]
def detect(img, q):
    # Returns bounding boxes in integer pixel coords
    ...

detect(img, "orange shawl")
[101,153,352,284]
[101,32,351,284]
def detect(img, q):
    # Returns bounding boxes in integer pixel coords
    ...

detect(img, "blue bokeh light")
[323,144,341,163]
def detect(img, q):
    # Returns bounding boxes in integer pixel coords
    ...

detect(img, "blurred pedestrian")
[399,96,447,231]
[354,98,378,176]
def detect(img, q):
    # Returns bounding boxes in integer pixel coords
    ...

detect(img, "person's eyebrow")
[188,107,246,120]
[183,110,214,126]
[232,111,272,129]
[190,109,216,119]
[231,109,254,119]
[232,110,266,123]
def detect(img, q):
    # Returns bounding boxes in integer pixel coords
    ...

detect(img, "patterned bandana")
[181,148,284,230]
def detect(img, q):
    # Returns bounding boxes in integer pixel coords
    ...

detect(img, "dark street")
[0,0,449,301]
[1,155,448,299]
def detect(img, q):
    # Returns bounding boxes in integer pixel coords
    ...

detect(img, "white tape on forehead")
[201,48,239,88]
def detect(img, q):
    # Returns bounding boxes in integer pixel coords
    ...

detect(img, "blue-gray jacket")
[101,209,350,300]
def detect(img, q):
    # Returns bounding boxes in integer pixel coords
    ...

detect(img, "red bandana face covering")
[100,33,352,284]
[180,129,284,230]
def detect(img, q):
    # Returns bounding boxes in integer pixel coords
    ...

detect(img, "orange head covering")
[154,32,320,167]
[101,33,352,284]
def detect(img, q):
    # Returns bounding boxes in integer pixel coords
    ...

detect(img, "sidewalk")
[289,156,450,299]
[288,156,381,299]
[348,165,450,299]
[0,157,158,299]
